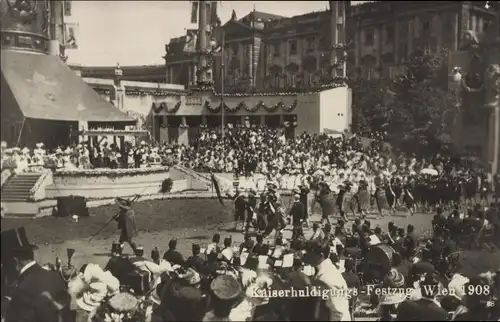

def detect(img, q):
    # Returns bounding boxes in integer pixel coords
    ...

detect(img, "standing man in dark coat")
[245,189,257,232]
[114,197,138,253]
[298,184,310,227]
[289,194,306,232]
[227,189,247,231]
[2,227,73,322]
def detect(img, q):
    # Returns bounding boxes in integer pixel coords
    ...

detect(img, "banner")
[210,173,224,206]
[183,29,198,53]
[64,22,78,49]
[191,1,198,24]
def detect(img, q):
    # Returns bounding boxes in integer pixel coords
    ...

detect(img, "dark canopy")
[1,50,135,123]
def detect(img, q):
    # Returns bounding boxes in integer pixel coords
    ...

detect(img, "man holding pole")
[114,197,138,254]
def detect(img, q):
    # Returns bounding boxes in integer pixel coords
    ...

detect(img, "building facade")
[352,1,498,79]
[165,4,351,92]
[164,1,498,88]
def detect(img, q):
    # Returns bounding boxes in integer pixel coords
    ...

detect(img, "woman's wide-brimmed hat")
[115,197,132,210]
[210,274,242,300]
[75,281,108,311]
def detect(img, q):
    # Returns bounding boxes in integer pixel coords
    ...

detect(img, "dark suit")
[5,263,72,322]
[115,208,138,252]
[163,249,184,266]
[396,298,448,321]
[289,200,306,226]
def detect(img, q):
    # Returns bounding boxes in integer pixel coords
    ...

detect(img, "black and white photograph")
[1,0,500,321]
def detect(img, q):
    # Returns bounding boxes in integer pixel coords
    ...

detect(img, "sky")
[66,1,366,67]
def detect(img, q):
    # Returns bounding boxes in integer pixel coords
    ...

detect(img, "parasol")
[420,168,439,176]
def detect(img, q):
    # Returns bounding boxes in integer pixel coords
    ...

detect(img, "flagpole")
[220,28,225,146]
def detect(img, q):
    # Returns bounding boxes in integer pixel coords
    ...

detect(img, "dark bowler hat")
[1,226,38,255]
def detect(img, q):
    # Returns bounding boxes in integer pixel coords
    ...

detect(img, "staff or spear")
[88,194,141,242]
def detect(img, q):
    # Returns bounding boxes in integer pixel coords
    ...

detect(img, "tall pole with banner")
[220,29,225,143]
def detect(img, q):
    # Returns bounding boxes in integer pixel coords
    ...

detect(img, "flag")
[210,1,219,26]
[183,29,198,53]
[63,23,78,49]
[63,0,72,16]
[190,1,198,24]
[211,173,224,206]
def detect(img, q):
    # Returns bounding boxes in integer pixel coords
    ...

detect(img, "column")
[394,20,400,65]
[452,13,459,51]
[260,115,265,126]
[248,42,253,88]
[354,21,361,68]
[279,114,284,126]
[178,116,189,145]
[435,14,442,53]
[491,106,500,176]
[471,14,477,32]
[407,19,414,55]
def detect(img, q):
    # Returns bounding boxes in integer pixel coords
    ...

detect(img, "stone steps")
[1,173,43,202]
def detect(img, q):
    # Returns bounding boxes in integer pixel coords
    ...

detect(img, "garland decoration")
[283,100,298,112]
[204,100,220,113]
[151,102,167,113]
[255,101,267,112]
[54,166,170,177]
[169,101,182,113]
[125,89,187,97]
[223,102,241,113]
[263,101,282,112]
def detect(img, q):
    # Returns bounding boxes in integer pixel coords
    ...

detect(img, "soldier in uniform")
[245,189,257,232]
[289,194,306,233]
[297,184,311,227]
[114,197,139,254]
[228,188,247,232]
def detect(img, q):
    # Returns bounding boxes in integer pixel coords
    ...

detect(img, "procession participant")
[402,180,417,214]
[1,227,72,322]
[297,184,311,227]
[309,223,325,243]
[374,182,390,217]
[163,238,184,266]
[316,181,337,224]
[357,179,370,218]
[227,188,246,232]
[245,189,257,232]
[206,233,221,254]
[289,194,306,235]
[113,197,139,254]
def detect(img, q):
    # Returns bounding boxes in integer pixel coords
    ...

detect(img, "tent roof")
[1,50,135,123]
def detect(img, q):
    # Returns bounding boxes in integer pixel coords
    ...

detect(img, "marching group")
[1,181,500,322]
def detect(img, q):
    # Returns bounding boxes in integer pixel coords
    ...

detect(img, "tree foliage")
[351,49,455,156]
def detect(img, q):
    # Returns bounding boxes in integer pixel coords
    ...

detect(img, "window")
[232,43,239,56]
[422,20,431,36]
[288,39,297,55]
[385,25,394,44]
[306,36,316,50]
[272,43,280,56]
[364,29,374,46]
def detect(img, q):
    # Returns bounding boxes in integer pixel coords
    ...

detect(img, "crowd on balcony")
[0,140,184,173]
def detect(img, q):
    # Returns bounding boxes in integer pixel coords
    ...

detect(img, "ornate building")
[165,1,498,87]
[353,1,498,79]
[164,3,351,92]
